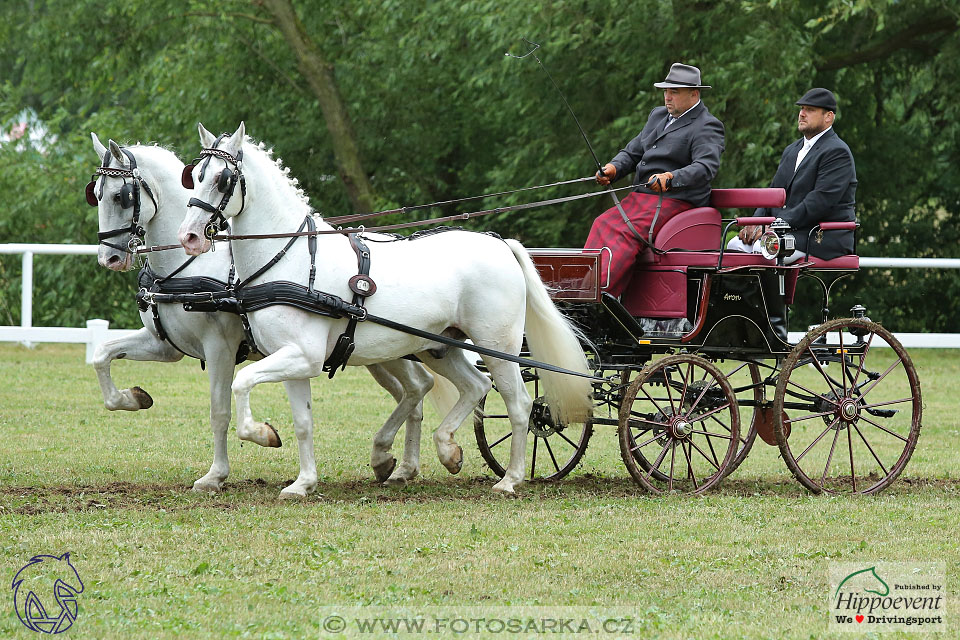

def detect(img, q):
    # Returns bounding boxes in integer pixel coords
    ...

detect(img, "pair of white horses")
[92,122,592,497]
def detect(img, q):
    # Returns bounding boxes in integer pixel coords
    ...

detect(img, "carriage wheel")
[618,355,740,494]
[773,318,921,494]
[628,361,760,480]
[474,370,593,482]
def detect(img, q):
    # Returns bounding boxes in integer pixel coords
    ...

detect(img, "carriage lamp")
[760,219,796,261]
[758,230,781,260]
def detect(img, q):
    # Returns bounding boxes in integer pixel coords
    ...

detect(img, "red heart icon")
[856,615,864,623]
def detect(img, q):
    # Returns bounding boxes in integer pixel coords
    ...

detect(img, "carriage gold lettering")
[723,293,741,301]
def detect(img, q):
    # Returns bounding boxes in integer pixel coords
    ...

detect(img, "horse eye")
[112,192,122,202]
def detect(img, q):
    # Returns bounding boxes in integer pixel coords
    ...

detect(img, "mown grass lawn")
[0,344,956,639]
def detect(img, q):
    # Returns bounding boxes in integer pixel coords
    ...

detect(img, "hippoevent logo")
[11,553,84,634]
[830,562,945,632]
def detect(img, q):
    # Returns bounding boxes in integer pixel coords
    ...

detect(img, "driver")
[584,62,725,297]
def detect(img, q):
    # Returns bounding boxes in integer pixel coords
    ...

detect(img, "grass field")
[0,343,956,638]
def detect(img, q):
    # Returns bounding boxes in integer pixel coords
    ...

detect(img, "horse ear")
[91,133,107,160]
[198,122,217,148]
[225,121,245,154]
[107,139,128,167]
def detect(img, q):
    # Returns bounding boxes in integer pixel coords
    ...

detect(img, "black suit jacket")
[755,128,857,259]
[610,102,725,208]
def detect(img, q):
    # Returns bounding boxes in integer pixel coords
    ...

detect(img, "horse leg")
[192,347,235,493]
[367,360,433,486]
[92,328,181,411]
[231,346,322,497]
[418,350,492,476]
[279,378,318,499]
[481,358,532,495]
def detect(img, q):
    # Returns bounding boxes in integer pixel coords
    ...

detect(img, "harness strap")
[322,232,374,378]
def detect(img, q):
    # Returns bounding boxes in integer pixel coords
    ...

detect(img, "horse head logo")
[11,553,84,634]
[834,566,890,599]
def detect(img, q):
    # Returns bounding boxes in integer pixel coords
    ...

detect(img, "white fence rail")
[2,244,960,362]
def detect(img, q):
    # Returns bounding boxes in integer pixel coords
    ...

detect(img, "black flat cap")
[796,88,837,112]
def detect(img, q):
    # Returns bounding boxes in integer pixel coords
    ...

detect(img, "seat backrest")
[653,207,721,251]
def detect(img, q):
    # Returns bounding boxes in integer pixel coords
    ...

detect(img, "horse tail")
[505,239,593,425]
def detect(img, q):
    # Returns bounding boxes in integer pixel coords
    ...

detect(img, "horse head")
[178,121,246,256]
[87,133,162,271]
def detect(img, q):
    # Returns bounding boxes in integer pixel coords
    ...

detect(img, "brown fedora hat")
[654,63,711,89]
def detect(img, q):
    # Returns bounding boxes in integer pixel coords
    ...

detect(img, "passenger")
[728,88,857,262]
[585,62,725,297]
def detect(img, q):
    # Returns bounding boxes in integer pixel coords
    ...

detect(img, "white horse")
[178,122,593,496]
[88,135,439,491]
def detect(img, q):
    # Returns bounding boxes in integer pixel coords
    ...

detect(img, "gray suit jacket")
[755,128,857,259]
[609,102,725,207]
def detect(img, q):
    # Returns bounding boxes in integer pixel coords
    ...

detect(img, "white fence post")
[21,250,33,348]
[85,319,110,364]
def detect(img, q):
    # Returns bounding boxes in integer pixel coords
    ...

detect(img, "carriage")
[90,127,921,498]
[474,187,922,495]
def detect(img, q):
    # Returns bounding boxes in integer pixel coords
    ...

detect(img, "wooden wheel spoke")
[857,414,909,443]
[630,429,667,452]
[530,436,539,479]
[542,437,562,474]
[852,422,890,477]
[488,431,511,449]
[818,425,843,489]
[795,417,840,463]
[643,440,673,482]
[847,331,875,391]
[786,378,840,407]
[858,357,904,401]
[554,429,581,450]
[681,441,699,489]
[785,408,836,424]
[847,423,857,492]
[687,402,731,424]
[688,437,721,471]
[688,429,733,441]
[806,346,840,398]
[860,397,912,411]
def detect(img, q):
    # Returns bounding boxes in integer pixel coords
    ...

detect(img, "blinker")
[85,181,98,207]
[120,182,135,209]
[181,164,195,189]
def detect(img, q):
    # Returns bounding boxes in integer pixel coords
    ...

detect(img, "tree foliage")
[0,0,957,330]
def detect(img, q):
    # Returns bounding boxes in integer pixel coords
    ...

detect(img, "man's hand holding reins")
[647,172,674,193]
[596,163,616,185]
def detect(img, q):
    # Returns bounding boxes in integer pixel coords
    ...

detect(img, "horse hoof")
[442,445,464,475]
[131,386,153,409]
[278,489,306,500]
[372,457,397,483]
[492,478,518,496]
[264,422,282,448]
[191,476,224,493]
[383,476,407,488]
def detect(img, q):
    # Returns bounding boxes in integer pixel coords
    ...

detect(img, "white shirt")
[665,100,701,129]
[795,126,831,171]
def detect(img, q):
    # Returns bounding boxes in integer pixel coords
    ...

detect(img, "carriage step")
[600,292,646,343]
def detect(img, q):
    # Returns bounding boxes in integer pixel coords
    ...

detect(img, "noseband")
[183,135,246,241]
[85,147,158,254]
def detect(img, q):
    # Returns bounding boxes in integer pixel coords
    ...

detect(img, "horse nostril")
[107,255,121,266]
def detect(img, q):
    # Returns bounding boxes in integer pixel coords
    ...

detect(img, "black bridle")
[182,134,246,241]
[85,147,158,253]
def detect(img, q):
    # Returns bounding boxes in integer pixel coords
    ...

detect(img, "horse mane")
[242,137,315,214]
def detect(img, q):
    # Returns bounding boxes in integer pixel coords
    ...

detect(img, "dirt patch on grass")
[1,475,956,515]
